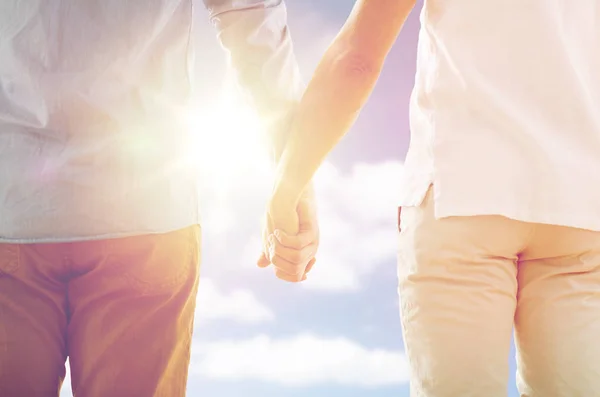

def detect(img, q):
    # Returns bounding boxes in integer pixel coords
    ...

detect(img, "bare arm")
[202,0,304,160]
[270,0,417,209]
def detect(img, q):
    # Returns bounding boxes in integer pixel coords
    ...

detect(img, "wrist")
[271,177,302,213]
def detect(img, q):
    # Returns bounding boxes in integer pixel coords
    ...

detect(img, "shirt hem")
[0,222,202,244]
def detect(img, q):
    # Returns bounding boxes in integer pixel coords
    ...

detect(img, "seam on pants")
[519,221,538,254]
[63,246,73,326]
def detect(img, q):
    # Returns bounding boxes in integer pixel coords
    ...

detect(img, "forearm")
[271,50,381,206]
[272,0,416,207]
[204,0,304,160]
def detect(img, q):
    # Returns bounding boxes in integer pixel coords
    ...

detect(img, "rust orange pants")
[0,226,201,397]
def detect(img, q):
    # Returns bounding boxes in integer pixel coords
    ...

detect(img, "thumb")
[301,257,316,281]
[257,252,271,268]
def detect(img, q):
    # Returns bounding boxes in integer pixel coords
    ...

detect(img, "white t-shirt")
[400,0,600,231]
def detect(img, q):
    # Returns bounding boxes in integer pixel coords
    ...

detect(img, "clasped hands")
[257,184,320,283]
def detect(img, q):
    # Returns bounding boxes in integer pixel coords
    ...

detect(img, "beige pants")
[398,188,600,397]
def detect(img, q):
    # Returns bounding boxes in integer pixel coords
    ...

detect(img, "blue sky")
[60,1,520,396]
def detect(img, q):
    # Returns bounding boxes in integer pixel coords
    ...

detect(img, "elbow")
[343,50,379,72]
[331,50,384,95]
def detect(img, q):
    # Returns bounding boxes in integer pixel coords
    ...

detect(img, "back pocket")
[105,226,200,295]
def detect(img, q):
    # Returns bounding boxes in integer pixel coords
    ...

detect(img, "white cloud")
[195,279,275,325]
[192,334,409,387]
[301,161,404,291]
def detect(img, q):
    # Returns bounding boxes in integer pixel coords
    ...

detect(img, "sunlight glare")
[184,88,273,199]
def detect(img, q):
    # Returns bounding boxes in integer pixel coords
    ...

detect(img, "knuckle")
[271,256,283,267]
[287,266,303,277]
[301,235,314,247]
[278,262,303,277]
[272,258,293,274]
[284,275,302,283]
[276,271,296,283]
[287,250,303,264]
[289,239,302,249]
[291,265,304,276]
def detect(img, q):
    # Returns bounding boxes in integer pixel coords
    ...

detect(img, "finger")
[275,268,304,283]
[270,254,306,278]
[257,252,271,268]
[299,258,316,281]
[273,229,316,250]
[270,241,317,267]
[304,257,316,274]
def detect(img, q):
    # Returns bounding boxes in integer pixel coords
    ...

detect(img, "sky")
[59,1,520,396]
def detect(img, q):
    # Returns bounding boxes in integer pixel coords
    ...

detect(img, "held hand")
[268,198,300,237]
[257,186,320,283]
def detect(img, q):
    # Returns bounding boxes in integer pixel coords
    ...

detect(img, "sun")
[184,87,274,198]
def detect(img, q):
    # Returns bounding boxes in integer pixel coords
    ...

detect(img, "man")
[0,1,318,396]
[265,0,600,396]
